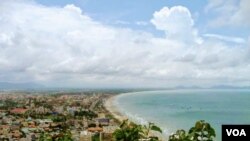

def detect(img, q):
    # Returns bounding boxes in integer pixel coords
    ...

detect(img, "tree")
[52,115,66,122]
[39,131,73,141]
[113,120,162,141]
[168,120,216,141]
[113,119,142,141]
[39,132,53,141]
[141,122,162,141]
[169,130,188,141]
[188,120,216,141]
[55,130,74,141]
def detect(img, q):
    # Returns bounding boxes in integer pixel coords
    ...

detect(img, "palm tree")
[141,122,162,141]
[113,119,142,141]
[113,120,162,141]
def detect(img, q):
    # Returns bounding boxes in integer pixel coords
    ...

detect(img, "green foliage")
[151,125,162,133]
[39,131,73,141]
[39,132,53,141]
[113,120,162,141]
[113,119,143,141]
[0,99,18,109]
[92,133,100,141]
[55,131,74,141]
[141,122,162,141]
[74,110,97,120]
[169,120,216,141]
[52,115,66,122]
[188,120,216,141]
[169,130,188,141]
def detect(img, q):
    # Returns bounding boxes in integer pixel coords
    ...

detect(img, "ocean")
[113,89,250,141]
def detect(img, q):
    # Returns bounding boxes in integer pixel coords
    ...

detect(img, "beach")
[104,95,128,123]
[104,93,167,141]
[105,90,250,141]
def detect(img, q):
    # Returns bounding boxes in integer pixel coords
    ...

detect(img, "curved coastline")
[104,91,153,122]
[105,89,250,141]
[104,91,167,141]
[104,94,128,123]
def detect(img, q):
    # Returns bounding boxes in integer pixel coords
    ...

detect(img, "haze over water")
[114,89,250,141]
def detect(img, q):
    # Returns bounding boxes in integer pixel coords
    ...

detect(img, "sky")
[0,0,249,88]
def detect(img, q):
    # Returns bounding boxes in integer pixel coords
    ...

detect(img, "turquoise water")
[114,89,250,141]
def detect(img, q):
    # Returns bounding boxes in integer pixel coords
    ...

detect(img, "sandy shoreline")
[104,94,167,141]
[104,95,128,123]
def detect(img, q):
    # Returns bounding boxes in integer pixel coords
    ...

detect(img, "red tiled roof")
[0,125,10,129]
[88,127,103,132]
[10,108,28,114]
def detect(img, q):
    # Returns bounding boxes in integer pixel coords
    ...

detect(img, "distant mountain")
[174,85,250,90]
[210,85,250,89]
[174,85,204,89]
[0,82,45,90]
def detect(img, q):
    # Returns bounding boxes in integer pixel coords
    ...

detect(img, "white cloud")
[203,34,246,44]
[114,20,130,25]
[150,6,202,44]
[64,4,82,14]
[206,0,250,27]
[135,21,148,26]
[151,6,193,33]
[0,0,249,87]
[231,0,250,26]
[205,0,225,12]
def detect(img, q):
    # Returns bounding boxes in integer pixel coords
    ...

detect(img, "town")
[0,90,120,141]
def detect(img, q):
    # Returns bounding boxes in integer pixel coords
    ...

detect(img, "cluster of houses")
[0,93,119,141]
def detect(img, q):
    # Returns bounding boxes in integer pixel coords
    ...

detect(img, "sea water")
[114,89,250,141]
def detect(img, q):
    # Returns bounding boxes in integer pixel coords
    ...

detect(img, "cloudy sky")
[0,0,249,88]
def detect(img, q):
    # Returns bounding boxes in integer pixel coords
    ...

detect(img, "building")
[97,118,110,126]
[10,108,28,115]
